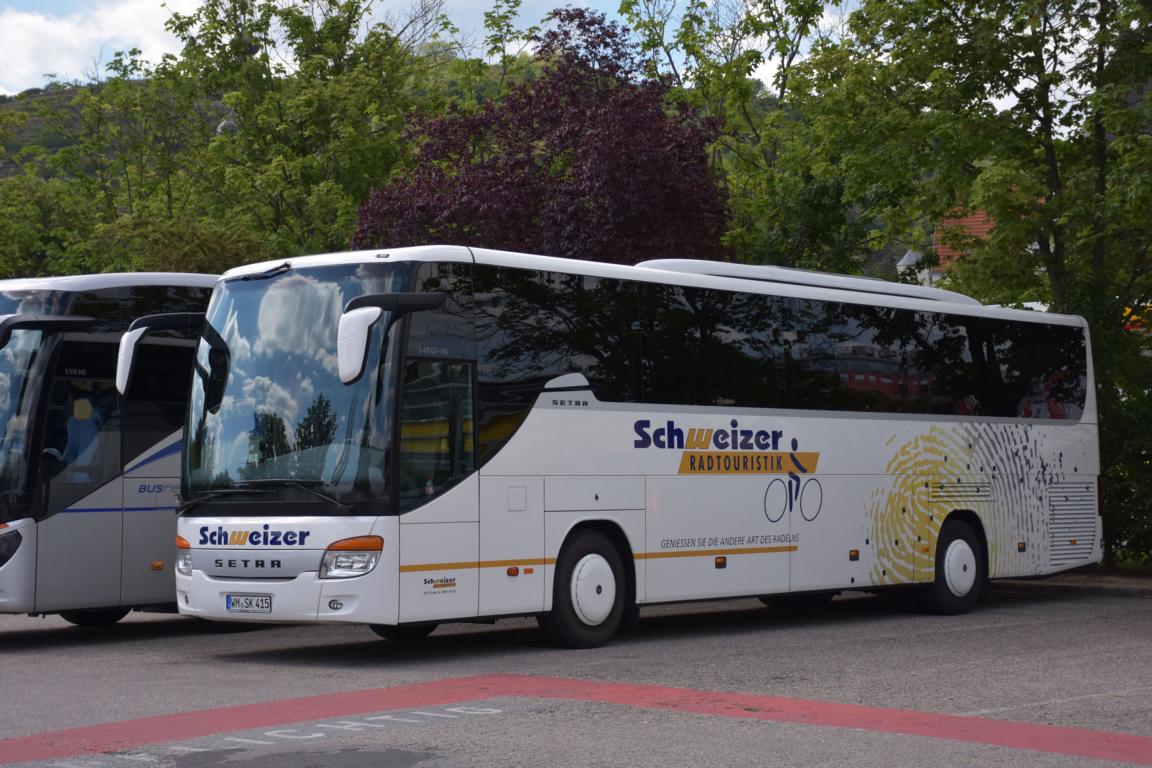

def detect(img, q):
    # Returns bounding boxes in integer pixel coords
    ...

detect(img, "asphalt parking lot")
[1,585,1150,768]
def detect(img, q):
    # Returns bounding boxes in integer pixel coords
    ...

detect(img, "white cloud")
[242,375,300,425]
[252,274,343,375]
[0,0,622,95]
[0,0,199,94]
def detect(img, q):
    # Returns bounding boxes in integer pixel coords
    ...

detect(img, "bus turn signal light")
[326,536,384,551]
[176,535,191,549]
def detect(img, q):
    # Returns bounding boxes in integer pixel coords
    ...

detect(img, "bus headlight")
[320,536,383,579]
[176,535,192,576]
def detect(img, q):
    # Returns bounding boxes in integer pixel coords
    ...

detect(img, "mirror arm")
[0,315,97,350]
[344,292,447,314]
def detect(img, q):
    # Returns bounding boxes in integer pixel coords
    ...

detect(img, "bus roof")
[636,260,982,306]
[0,273,218,292]
[219,246,1083,327]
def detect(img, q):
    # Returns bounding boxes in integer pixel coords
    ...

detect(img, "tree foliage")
[0,0,453,276]
[351,8,727,264]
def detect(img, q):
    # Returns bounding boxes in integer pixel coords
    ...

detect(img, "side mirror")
[337,307,382,384]
[116,327,148,395]
[336,293,446,385]
[116,312,206,396]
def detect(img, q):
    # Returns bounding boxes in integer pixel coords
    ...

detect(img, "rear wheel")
[59,608,130,627]
[369,623,437,642]
[538,529,626,648]
[918,519,984,615]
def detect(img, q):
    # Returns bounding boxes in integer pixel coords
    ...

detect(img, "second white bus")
[0,273,215,625]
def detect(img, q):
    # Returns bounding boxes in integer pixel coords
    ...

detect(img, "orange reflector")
[326,535,384,552]
[1017,542,1027,552]
[151,561,164,571]
[524,567,535,575]
[176,535,191,549]
[922,546,930,554]
[1070,539,1078,545]
[849,549,859,561]
[715,556,727,569]
[507,566,520,577]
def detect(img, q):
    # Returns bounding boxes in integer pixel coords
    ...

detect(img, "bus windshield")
[0,290,66,522]
[182,263,410,514]
[0,329,49,521]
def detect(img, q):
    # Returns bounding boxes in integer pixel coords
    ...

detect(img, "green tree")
[621,0,894,270]
[166,0,452,258]
[806,0,1152,562]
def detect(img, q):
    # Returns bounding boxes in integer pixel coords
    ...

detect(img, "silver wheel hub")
[943,538,977,597]
[570,554,616,626]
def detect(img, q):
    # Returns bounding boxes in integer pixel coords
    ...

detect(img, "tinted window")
[473,266,1086,421]
[638,286,1086,419]
[407,262,474,360]
[37,342,122,517]
[397,359,476,511]
[474,266,640,463]
[123,340,197,461]
[125,285,213,318]
[643,285,787,408]
[788,300,909,412]
[986,321,1087,419]
[905,312,991,415]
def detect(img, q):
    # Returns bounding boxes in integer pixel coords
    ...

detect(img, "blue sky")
[0,0,623,95]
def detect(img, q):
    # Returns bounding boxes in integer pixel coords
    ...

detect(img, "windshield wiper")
[238,479,353,514]
[232,261,291,282]
[178,487,271,515]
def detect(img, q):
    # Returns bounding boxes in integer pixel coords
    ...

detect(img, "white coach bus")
[0,272,215,625]
[117,247,1099,647]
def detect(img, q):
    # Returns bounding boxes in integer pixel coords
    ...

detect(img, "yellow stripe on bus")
[399,558,556,573]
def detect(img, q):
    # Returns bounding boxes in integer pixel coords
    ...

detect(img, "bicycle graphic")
[763,438,822,523]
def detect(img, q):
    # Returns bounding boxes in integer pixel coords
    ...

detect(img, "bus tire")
[919,519,984,615]
[541,529,626,648]
[369,624,437,642]
[59,608,130,627]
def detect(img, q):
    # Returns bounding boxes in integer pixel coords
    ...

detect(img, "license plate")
[226,594,272,613]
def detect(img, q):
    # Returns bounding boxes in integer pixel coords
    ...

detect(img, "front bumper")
[177,567,390,625]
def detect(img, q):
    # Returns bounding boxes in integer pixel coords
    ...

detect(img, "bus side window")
[122,340,196,462]
[396,359,476,512]
[38,342,122,517]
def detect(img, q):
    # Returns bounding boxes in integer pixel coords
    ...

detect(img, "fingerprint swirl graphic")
[868,423,1071,583]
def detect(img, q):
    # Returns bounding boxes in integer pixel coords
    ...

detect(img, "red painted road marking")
[3,674,1152,766]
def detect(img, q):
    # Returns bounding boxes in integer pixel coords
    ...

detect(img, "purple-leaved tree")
[351,8,727,264]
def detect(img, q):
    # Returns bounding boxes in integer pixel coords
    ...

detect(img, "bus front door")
[33,354,125,613]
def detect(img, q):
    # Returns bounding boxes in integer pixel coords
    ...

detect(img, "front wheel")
[539,530,626,648]
[918,519,985,615]
[59,608,130,627]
